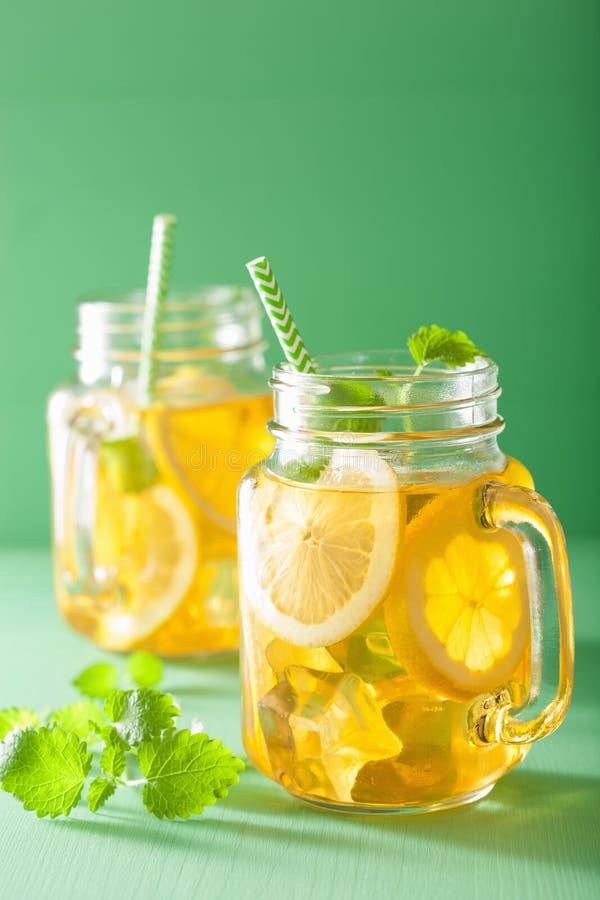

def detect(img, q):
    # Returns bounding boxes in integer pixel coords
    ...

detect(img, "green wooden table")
[1,541,599,900]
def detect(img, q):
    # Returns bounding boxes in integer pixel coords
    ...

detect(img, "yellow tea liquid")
[240,456,538,810]
[57,391,272,655]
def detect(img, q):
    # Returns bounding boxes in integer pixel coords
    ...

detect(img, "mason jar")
[48,287,272,655]
[238,350,574,813]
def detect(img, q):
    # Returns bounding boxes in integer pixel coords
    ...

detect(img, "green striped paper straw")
[138,214,177,404]
[245,256,315,373]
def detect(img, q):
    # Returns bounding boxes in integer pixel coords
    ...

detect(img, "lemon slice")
[143,389,272,537]
[241,449,401,648]
[386,487,529,701]
[95,484,197,650]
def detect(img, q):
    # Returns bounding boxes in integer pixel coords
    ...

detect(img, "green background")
[1,1,599,544]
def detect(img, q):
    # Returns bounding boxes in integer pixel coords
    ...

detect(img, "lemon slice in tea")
[94,483,197,650]
[386,487,529,701]
[241,449,402,648]
[143,377,272,536]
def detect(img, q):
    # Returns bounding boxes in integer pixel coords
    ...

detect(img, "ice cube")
[258,665,401,802]
[371,672,430,704]
[266,639,342,678]
[352,744,455,804]
[257,679,297,787]
[352,694,456,804]
[383,696,453,745]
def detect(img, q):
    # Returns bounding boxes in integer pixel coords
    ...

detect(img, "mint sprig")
[127,651,163,688]
[104,689,180,745]
[72,662,119,699]
[100,729,127,777]
[0,727,92,818]
[49,700,106,739]
[407,324,485,374]
[87,777,117,813]
[0,708,39,740]
[139,730,245,820]
[0,653,244,820]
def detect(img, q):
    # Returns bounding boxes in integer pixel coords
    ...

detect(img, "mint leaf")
[105,689,180,746]
[280,459,327,484]
[99,437,158,493]
[0,727,92,818]
[87,777,116,812]
[49,701,106,740]
[100,730,126,777]
[0,708,39,740]
[325,382,383,433]
[127,651,163,689]
[73,663,119,699]
[138,730,244,820]
[407,325,484,370]
[99,725,129,749]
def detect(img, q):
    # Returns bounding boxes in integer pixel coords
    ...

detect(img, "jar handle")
[61,394,127,609]
[467,482,574,746]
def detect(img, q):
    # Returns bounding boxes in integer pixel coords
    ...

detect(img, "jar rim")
[77,285,258,327]
[272,349,497,385]
[269,349,502,443]
[75,285,265,364]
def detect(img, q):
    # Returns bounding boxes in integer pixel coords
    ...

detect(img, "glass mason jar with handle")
[238,350,574,813]
[48,287,272,655]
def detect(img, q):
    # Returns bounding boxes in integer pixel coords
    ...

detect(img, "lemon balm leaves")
[100,730,127,778]
[139,730,245,820]
[280,458,327,484]
[49,700,106,740]
[73,662,119,699]
[325,381,384,434]
[127,651,163,689]
[0,708,39,740]
[87,777,117,813]
[104,689,181,745]
[0,655,244,820]
[407,325,485,372]
[0,727,92,818]
[73,651,163,694]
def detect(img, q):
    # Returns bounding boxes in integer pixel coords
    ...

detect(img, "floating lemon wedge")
[94,483,197,650]
[386,487,529,701]
[241,449,402,648]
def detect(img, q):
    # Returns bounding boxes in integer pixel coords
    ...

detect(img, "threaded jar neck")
[75,286,267,385]
[269,350,504,450]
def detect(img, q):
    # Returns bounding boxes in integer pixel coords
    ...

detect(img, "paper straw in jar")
[246,256,315,373]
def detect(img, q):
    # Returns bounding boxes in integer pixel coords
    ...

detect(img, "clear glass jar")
[48,287,273,655]
[238,350,574,813]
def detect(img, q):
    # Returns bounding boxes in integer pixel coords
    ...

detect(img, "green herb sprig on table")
[0,651,244,820]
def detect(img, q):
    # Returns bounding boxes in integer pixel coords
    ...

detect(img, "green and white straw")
[138,214,177,404]
[246,256,315,373]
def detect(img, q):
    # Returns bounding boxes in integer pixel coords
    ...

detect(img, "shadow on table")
[400,768,600,870]
[51,766,600,873]
[160,652,240,697]
[221,766,600,871]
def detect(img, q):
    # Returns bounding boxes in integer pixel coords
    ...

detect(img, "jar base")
[294,782,496,816]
